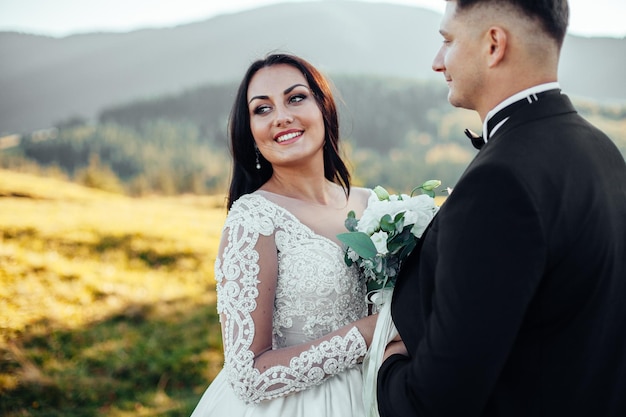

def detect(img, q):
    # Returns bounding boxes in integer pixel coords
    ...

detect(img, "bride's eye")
[289,94,306,104]
[253,104,271,115]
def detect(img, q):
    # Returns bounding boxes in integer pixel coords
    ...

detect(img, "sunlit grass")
[0,169,226,416]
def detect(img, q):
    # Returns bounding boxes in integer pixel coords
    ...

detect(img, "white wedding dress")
[190,192,369,417]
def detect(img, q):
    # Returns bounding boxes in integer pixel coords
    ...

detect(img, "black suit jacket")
[377,93,626,417]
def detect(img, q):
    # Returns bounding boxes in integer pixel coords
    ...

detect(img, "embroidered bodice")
[215,193,368,404]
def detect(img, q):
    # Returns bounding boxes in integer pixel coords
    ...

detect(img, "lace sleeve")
[215,195,368,404]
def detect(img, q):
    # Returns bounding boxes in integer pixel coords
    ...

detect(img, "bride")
[189,53,378,416]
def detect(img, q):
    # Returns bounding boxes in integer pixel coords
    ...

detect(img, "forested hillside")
[2,75,625,196]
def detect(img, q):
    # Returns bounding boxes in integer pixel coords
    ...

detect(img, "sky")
[0,0,624,39]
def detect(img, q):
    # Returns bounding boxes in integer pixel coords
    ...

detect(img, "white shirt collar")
[484,82,561,140]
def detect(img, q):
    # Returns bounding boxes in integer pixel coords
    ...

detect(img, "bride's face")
[247,64,325,169]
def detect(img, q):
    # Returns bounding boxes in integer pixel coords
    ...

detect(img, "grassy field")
[0,169,226,416]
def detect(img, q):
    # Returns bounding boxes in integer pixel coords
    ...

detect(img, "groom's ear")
[485,26,507,68]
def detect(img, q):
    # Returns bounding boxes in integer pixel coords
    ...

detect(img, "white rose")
[358,192,439,236]
[410,217,429,238]
[403,209,418,225]
[370,231,389,255]
[408,197,439,238]
[357,197,387,234]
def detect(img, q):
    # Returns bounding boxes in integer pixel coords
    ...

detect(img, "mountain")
[1,0,625,134]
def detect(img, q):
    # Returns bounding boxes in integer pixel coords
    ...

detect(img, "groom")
[377,1,626,416]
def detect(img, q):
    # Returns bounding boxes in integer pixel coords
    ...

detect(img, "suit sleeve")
[377,161,547,416]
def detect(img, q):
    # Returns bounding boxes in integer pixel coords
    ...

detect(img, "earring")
[255,148,261,170]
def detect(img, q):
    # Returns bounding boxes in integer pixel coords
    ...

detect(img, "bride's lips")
[274,129,303,144]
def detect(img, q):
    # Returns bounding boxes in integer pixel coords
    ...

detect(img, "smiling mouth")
[275,131,303,143]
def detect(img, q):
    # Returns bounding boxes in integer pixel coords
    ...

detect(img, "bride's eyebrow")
[283,83,309,94]
[248,83,310,104]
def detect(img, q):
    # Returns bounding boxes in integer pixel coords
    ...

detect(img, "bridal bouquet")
[337,180,441,293]
[337,180,441,417]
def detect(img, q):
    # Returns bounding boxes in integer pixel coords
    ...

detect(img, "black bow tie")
[464,89,561,149]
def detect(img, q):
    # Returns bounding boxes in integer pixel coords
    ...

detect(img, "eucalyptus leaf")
[344,210,359,232]
[393,212,406,232]
[380,214,395,232]
[398,238,417,259]
[337,232,378,259]
[388,226,414,253]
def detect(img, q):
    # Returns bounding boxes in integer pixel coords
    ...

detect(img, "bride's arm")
[216,199,376,404]
[383,340,408,361]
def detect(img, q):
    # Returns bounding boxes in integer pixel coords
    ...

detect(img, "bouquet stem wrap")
[363,288,398,417]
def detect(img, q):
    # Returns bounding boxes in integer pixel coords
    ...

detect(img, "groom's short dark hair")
[450,0,569,46]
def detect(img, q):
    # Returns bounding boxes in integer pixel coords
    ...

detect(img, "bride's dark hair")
[226,53,350,210]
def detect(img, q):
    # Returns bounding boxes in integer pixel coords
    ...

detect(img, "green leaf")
[380,214,396,232]
[398,238,417,259]
[344,210,358,232]
[387,226,413,253]
[393,212,406,232]
[336,232,378,259]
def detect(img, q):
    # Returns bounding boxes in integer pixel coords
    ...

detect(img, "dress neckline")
[249,191,346,251]
[254,188,349,210]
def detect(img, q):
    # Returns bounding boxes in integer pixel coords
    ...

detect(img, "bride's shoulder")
[351,186,374,200]
[227,193,280,220]
[230,192,272,209]
[224,193,281,236]
[349,186,375,209]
